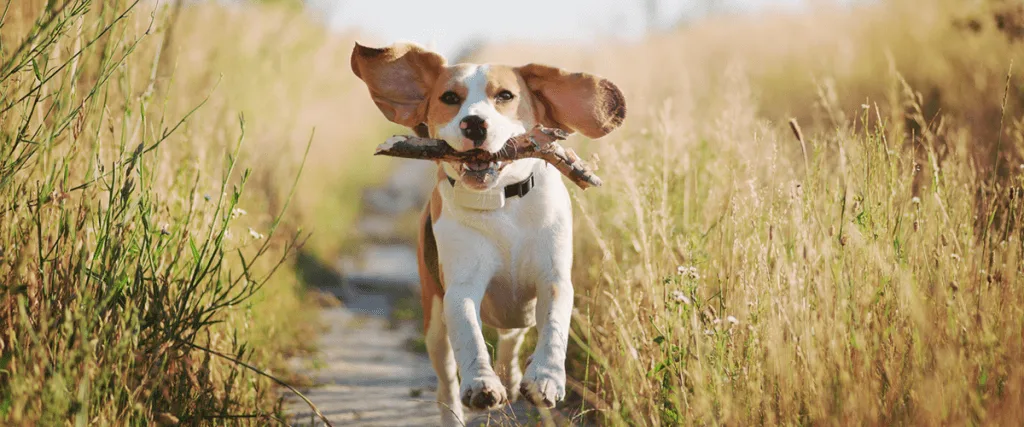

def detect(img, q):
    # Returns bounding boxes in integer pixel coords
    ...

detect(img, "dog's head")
[351,42,626,191]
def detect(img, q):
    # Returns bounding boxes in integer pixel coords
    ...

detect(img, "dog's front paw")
[520,363,566,408]
[460,374,508,411]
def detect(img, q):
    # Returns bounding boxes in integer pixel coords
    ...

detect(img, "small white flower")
[670,290,691,304]
[677,265,700,280]
[911,197,921,205]
[950,253,960,262]
[248,227,264,240]
[726,315,739,325]
[231,208,248,219]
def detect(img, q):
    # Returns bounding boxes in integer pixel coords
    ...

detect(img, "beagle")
[351,42,625,425]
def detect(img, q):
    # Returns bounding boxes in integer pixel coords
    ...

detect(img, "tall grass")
[6,0,1022,424]
[0,0,380,424]
[477,0,1024,424]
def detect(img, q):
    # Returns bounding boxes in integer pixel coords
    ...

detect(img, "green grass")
[0,0,381,424]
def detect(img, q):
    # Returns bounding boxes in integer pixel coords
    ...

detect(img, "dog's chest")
[477,223,543,328]
[436,167,572,328]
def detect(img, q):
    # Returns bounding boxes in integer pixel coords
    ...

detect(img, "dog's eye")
[440,91,461,105]
[495,90,515,102]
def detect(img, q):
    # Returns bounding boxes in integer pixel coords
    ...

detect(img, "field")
[3,0,1024,425]
[0,0,384,424]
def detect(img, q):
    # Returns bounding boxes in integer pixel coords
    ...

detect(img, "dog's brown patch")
[430,169,446,222]
[423,66,466,136]
[418,183,445,330]
[486,65,527,119]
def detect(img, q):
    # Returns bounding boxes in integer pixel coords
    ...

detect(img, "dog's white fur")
[351,42,624,426]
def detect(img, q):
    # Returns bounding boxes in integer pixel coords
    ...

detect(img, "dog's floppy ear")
[517,64,626,138]
[351,42,447,128]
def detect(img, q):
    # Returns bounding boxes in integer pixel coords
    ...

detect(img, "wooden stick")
[374,126,603,189]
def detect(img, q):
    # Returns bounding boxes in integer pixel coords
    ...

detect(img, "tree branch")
[374,126,603,189]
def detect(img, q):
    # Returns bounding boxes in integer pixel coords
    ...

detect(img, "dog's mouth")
[461,161,505,173]
[455,161,508,190]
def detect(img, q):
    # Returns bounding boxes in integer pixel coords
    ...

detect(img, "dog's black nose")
[460,115,487,146]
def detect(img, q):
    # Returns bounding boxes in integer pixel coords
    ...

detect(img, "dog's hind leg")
[495,328,528,402]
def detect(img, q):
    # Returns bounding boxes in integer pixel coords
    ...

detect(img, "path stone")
[287,308,439,427]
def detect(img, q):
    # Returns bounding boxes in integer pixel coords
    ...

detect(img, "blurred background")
[2,0,1023,425]
[307,0,862,58]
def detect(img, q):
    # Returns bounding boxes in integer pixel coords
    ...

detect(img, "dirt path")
[286,161,544,426]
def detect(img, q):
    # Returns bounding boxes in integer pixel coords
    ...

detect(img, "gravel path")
[286,161,547,427]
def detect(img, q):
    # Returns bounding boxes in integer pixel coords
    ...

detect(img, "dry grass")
[475,0,1024,424]
[0,0,388,424]
[4,0,1024,424]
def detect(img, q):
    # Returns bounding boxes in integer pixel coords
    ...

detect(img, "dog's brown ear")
[517,64,626,138]
[351,42,447,128]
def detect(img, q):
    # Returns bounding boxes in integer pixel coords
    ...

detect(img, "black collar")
[447,174,535,199]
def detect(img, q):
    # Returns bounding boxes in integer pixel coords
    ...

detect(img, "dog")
[351,42,625,425]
